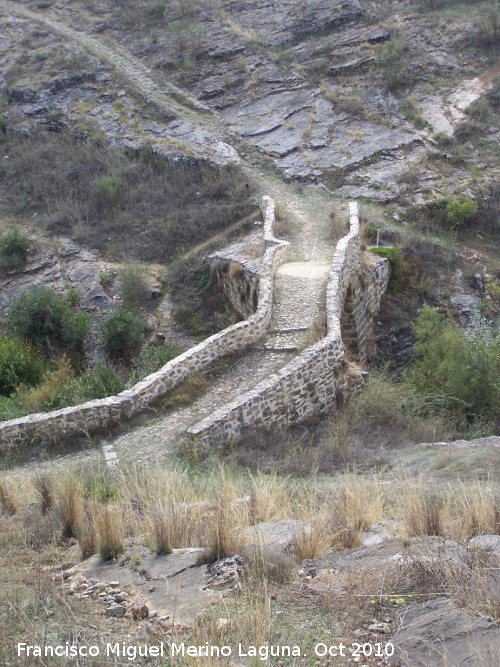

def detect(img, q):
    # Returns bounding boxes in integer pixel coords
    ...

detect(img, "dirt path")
[1,0,214,121]
[0,0,341,472]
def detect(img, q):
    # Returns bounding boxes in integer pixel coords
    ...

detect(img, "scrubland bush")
[409,305,500,424]
[0,336,45,396]
[5,287,90,356]
[130,343,182,382]
[100,307,146,359]
[445,197,477,228]
[0,229,30,269]
[118,263,151,310]
[91,172,124,212]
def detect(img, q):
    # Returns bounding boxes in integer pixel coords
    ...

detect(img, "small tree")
[445,198,477,228]
[0,229,30,269]
[0,336,45,395]
[100,307,146,359]
[409,305,500,421]
[5,287,90,355]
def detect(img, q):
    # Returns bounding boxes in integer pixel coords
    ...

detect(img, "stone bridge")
[0,199,389,454]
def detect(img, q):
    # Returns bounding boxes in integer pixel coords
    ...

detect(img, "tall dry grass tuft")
[0,478,18,515]
[208,500,249,560]
[56,476,84,539]
[148,501,174,555]
[34,473,54,514]
[292,517,328,559]
[449,482,499,540]
[249,472,295,523]
[79,504,97,559]
[326,476,385,549]
[93,504,125,560]
[400,480,447,537]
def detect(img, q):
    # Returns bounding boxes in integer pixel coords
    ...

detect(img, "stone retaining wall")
[0,197,291,450]
[187,203,390,449]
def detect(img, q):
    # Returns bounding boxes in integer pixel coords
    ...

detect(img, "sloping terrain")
[1,1,500,666]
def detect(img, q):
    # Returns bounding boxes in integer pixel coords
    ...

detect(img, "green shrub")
[119,264,151,310]
[130,343,182,383]
[70,365,125,401]
[0,229,30,269]
[100,307,146,359]
[368,246,404,291]
[5,287,90,355]
[16,356,76,413]
[91,172,124,211]
[148,2,168,20]
[0,336,45,396]
[376,38,411,93]
[408,305,500,422]
[445,198,477,228]
[0,395,24,420]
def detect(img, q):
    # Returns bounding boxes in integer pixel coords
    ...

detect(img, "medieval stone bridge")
[0,199,389,459]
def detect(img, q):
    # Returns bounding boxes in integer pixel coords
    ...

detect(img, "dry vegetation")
[0,130,255,262]
[0,462,498,666]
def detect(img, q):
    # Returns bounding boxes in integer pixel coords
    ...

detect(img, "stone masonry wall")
[210,259,260,320]
[0,197,291,450]
[187,203,390,449]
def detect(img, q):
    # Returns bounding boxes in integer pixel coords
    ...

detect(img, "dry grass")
[33,472,54,514]
[0,477,18,516]
[55,476,84,539]
[449,482,500,540]
[0,130,255,262]
[1,461,499,666]
[273,201,292,238]
[400,479,447,537]
[393,542,500,621]
[94,503,125,560]
[327,476,385,549]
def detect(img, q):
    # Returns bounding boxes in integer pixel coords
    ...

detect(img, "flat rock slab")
[242,519,310,555]
[68,547,222,627]
[390,599,500,666]
[0,237,114,315]
[469,535,500,553]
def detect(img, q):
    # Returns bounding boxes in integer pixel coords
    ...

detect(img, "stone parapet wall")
[187,202,390,449]
[0,197,291,450]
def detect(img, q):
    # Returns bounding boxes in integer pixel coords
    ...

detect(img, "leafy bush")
[0,229,30,269]
[408,305,500,423]
[119,264,151,310]
[0,336,45,396]
[16,356,75,413]
[130,343,182,383]
[368,246,404,291]
[70,365,124,401]
[100,307,146,359]
[0,395,24,421]
[91,172,124,211]
[445,198,477,228]
[376,38,411,93]
[5,287,90,355]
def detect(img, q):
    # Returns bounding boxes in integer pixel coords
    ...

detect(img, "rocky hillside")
[0,2,499,666]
